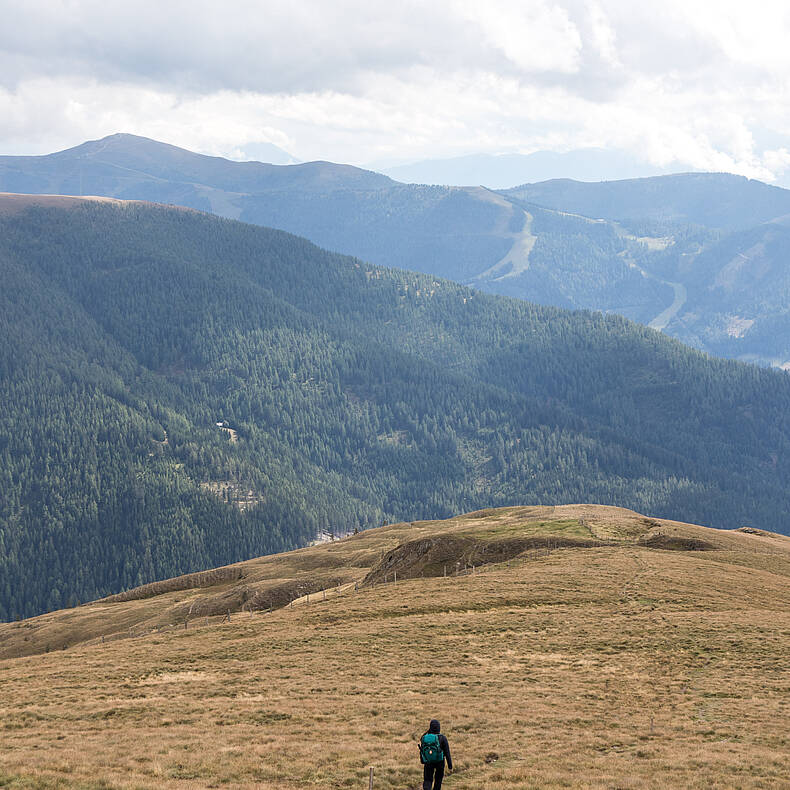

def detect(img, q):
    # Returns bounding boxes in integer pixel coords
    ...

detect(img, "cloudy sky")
[2,0,790,181]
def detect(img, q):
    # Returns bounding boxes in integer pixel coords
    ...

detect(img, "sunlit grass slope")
[2,505,790,789]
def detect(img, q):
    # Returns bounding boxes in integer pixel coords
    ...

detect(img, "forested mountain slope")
[503,173,790,231]
[502,176,790,366]
[0,134,679,326]
[0,133,512,281]
[4,195,790,620]
[647,217,790,365]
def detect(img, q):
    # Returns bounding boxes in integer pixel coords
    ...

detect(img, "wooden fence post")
[368,766,374,789]
[323,589,327,601]
[394,571,397,583]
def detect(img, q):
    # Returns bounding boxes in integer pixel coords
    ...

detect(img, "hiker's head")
[429,719,440,733]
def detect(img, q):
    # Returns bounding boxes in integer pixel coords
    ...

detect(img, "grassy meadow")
[2,506,790,789]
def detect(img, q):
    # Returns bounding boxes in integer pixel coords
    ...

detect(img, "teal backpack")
[420,732,444,764]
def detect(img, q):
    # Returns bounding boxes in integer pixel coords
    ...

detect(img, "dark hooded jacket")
[421,719,452,769]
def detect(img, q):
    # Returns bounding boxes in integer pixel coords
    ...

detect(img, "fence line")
[89,543,566,646]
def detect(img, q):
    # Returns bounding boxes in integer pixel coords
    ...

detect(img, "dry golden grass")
[2,505,790,789]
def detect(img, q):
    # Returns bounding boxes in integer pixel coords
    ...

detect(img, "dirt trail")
[619,551,648,607]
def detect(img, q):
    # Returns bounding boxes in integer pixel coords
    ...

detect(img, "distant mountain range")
[236,140,299,165]
[5,134,790,366]
[504,174,790,232]
[5,196,790,621]
[375,148,673,189]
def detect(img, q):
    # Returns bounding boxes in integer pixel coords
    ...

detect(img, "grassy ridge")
[2,505,790,788]
[3,504,789,658]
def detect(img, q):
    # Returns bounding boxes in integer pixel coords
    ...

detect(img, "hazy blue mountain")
[462,199,674,323]
[5,195,790,620]
[236,141,299,164]
[499,175,790,365]
[0,134,677,326]
[656,217,790,365]
[0,133,392,202]
[7,135,790,363]
[378,148,671,189]
[503,173,790,232]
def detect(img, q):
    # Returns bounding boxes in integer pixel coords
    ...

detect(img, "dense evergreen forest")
[3,200,790,620]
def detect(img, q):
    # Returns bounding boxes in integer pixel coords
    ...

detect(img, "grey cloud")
[1,0,789,180]
[0,1,778,101]
[0,1,636,98]
[0,2,485,93]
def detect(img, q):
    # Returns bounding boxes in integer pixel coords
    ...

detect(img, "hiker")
[419,718,452,790]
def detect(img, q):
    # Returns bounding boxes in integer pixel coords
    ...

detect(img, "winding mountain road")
[647,279,687,331]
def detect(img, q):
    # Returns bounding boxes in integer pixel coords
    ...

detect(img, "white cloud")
[584,2,620,68]
[0,1,789,182]
[763,148,790,179]
[458,0,582,74]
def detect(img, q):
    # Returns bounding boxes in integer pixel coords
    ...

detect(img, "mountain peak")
[0,133,393,203]
[54,132,184,157]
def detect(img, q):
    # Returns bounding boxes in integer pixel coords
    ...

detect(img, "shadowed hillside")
[2,505,789,789]
[6,196,790,621]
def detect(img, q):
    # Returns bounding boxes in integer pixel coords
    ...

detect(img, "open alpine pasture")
[2,505,790,789]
